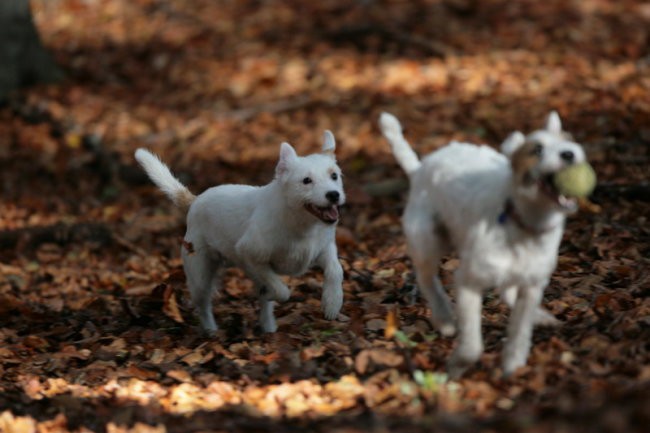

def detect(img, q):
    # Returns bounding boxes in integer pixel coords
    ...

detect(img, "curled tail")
[379,112,421,175]
[134,148,196,210]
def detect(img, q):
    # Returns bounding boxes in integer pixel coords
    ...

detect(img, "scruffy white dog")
[134,131,345,333]
[380,111,586,377]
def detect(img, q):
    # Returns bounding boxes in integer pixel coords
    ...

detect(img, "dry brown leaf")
[22,335,49,350]
[301,345,326,361]
[149,348,165,364]
[0,411,36,433]
[167,369,192,383]
[180,350,205,366]
[251,351,281,365]
[355,348,404,374]
[107,422,166,433]
[162,285,184,323]
[384,309,398,339]
[125,364,159,381]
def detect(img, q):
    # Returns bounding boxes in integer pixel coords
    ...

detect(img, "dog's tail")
[134,148,196,210]
[379,112,421,175]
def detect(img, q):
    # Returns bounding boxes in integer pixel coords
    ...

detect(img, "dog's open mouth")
[305,203,339,224]
[539,174,577,210]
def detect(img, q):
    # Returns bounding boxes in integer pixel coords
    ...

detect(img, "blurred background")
[0,1,648,431]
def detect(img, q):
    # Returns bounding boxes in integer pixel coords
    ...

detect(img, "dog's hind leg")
[257,286,277,333]
[502,285,545,377]
[182,244,219,332]
[403,211,456,337]
[448,284,484,379]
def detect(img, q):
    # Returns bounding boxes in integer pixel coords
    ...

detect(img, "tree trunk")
[0,0,63,103]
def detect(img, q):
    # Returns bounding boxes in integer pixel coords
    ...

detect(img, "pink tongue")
[323,206,339,221]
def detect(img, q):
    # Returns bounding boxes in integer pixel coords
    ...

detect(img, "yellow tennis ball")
[553,162,597,198]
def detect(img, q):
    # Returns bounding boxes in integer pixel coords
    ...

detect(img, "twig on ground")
[217,94,315,122]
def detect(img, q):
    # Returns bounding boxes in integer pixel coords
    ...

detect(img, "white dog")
[134,131,345,333]
[380,111,586,377]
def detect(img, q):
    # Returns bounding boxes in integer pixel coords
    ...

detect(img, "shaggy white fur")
[380,111,587,377]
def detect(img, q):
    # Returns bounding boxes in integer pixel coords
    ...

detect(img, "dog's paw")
[502,359,526,378]
[447,342,482,379]
[533,307,561,327]
[447,357,472,380]
[200,327,219,338]
[321,288,343,320]
[268,284,290,303]
[429,316,456,337]
[322,299,342,320]
[197,310,218,334]
[322,305,341,321]
[438,322,457,338]
[260,316,277,333]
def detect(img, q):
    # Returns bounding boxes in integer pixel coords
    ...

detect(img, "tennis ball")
[553,162,597,198]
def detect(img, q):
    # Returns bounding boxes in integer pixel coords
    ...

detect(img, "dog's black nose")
[326,190,340,204]
[560,150,575,163]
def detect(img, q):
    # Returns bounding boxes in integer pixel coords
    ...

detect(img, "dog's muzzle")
[539,174,577,211]
[305,203,339,224]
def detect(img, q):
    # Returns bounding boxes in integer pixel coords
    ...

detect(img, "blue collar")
[498,199,554,235]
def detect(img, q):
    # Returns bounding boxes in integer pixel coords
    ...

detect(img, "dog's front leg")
[317,244,344,320]
[448,286,484,379]
[236,237,290,302]
[500,286,559,327]
[242,260,291,303]
[501,285,545,377]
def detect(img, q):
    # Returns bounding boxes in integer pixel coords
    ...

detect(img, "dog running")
[380,111,587,377]
[135,131,345,333]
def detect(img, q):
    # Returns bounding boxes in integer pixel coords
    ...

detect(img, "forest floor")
[1,1,649,432]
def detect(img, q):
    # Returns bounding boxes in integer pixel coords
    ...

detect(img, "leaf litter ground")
[1,1,649,432]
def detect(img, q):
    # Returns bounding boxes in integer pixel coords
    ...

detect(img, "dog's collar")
[498,199,557,235]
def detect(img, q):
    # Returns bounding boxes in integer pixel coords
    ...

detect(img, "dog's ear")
[322,130,336,156]
[501,131,526,157]
[545,111,562,134]
[276,142,298,177]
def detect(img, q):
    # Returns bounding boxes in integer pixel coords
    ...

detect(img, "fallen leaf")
[355,348,404,374]
[384,309,398,339]
[167,369,192,383]
[162,285,184,323]
[0,411,37,433]
[301,345,326,361]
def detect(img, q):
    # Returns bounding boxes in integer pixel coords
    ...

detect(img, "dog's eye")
[302,177,312,185]
[532,143,544,156]
[331,172,338,181]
